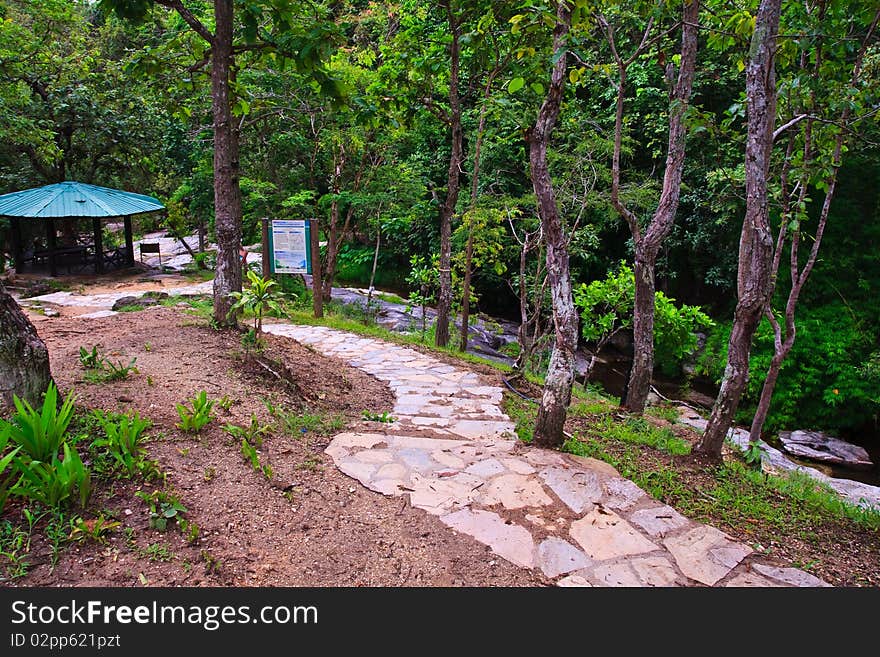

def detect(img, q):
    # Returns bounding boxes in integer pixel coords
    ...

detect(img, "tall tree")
[748,4,880,444]
[530,0,576,448]
[0,282,51,409]
[695,0,783,460]
[103,0,242,326]
[433,0,463,348]
[600,0,700,413]
[102,0,338,327]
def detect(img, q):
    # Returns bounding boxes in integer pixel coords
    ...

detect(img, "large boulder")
[778,430,874,471]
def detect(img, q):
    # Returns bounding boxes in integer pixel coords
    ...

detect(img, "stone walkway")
[263,324,830,587]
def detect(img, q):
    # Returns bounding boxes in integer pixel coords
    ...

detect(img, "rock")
[42,307,60,317]
[778,430,873,470]
[111,295,158,311]
[440,508,536,568]
[663,525,751,586]
[537,538,591,578]
[569,508,659,560]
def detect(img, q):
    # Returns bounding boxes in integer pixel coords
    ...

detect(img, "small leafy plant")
[68,513,121,544]
[90,411,156,478]
[12,443,92,509]
[135,489,187,531]
[228,270,285,335]
[175,391,215,433]
[1,382,76,462]
[362,410,396,423]
[240,438,273,481]
[223,414,272,448]
[79,346,104,370]
[101,357,139,381]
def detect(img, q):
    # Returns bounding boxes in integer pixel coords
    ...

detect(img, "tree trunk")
[530,1,574,449]
[626,255,657,409]
[435,2,462,348]
[748,332,791,442]
[621,0,700,412]
[458,230,474,351]
[0,281,52,410]
[322,145,345,302]
[695,0,782,460]
[210,0,243,328]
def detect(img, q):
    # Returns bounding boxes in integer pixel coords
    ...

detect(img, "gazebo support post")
[10,217,23,272]
[123,216,134,267]
[93,218,104,274]
[46,218,57,277]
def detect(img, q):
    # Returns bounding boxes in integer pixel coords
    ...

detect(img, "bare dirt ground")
[4,292,547,587]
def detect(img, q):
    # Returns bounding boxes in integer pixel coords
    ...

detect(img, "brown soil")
[2,299,547,587]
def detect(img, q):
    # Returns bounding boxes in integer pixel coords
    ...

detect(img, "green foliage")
[574,262,714,376]
[697,305,880,433]
[68,513,122,545]
[362,410,396,423]
[405,254,439,339]
[175,391,215,433]
[228,270,287,334]
[79,346,104,370]
[223,414,272,448]
[12,443,92,509]
[89,411,156,479]
[1,382,76,463]
[239,438,272,481]
[0,427,21,514]
[135,489,187,532]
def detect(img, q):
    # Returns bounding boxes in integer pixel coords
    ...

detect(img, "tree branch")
[155,0,215,46]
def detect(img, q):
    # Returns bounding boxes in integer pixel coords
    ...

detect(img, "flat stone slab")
[779,430,873,470]
[539,466,603,514]
[590,556,682,587]
[556,574,593,587]
[724,572,784,587]
[752,564,831,587]
[537,538,592,578]
[629,505,691,538]
[480,474,553,510]
[664,525,752,586]
[441,509,535,568]
[569,508,659,560]
[602,478,648,511]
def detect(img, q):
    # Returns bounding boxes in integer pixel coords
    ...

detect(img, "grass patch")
[591,416,692,456]
[646,404,681,423]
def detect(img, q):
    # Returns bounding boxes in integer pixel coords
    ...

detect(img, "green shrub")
[696,304,880,433]
[0,382,75,463]
[12,443,91,509]
[574,262,714,376]
[176,391,215,433]
[90,411,155,478]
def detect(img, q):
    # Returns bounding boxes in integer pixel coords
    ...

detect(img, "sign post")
[266,218,323,318]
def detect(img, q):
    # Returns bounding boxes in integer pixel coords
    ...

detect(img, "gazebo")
[0,181,165,276]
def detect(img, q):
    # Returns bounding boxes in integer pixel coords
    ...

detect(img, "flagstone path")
[263,323,830,587]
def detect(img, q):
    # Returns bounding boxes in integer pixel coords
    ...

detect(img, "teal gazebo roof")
[0,181,164,219]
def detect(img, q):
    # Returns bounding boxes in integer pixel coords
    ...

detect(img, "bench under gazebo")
[0,181,165,276]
